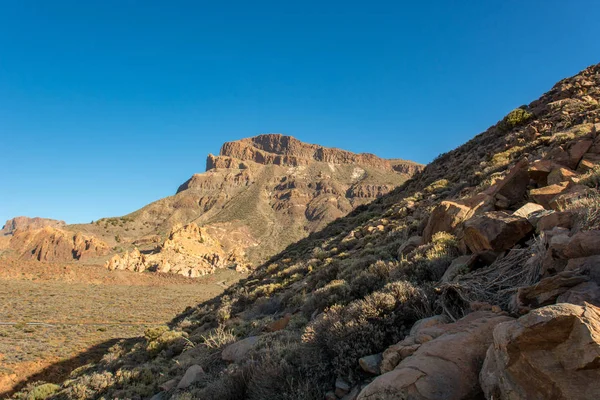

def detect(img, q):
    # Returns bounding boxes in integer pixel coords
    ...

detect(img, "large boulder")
[480,303,600,400]
[490,159,530,208]
[511,270,589,313]
[529,182,570,208]
[358,311,513,400]
[462,212,533,253]
[423,201,472,243]
[423,194,493,243]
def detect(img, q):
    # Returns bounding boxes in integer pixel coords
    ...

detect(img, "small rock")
[359,353,383,375]
[264,313,292,332]
[512,202,545,219]
[222,336,260,362]
[159,378,178,391]
[177,364,204,389]
[335,378,351,398]
[398,236,423,256]
[324,391,337,400]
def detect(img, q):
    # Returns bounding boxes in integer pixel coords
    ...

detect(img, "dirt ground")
[0,258,243,395]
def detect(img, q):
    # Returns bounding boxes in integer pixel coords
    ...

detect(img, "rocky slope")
[2,135,421,277]
[18,63,600,400]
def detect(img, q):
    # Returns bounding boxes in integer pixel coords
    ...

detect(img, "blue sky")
[1,1,599,224]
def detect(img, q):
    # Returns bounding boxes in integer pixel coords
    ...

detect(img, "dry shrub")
[201,325,237,350]
[439,238,546,319]
[303,281,432,379]
[564,190,600,231]
[303,279,351,314]
[579,166,600,188]
[396,232,459,282]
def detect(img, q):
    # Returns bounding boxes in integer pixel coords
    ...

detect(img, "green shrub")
[498,107,533,132]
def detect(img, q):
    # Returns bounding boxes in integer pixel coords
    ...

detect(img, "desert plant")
[498,107,533,133]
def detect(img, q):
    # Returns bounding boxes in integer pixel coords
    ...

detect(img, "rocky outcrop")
[480,303,600,400]
[358,311,513,400]
[1,216,66,236]
[8,227,109,262]
[105,223,243,277]
[212,134,424,173]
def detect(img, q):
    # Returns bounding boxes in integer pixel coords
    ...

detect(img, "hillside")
[1,135,421,277]
[9,63,600,400]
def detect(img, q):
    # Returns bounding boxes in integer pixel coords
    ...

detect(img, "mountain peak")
[206,133,423,173]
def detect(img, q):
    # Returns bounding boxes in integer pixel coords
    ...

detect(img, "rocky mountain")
[1,135,422,275]
[0,216,66,236]
[21,63,600,400]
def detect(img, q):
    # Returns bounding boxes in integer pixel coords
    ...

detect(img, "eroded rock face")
[359,311,513,400]
[105,223,243,277]
[9,227,109,262]
[480,303,600,400]
[214,134,424,173]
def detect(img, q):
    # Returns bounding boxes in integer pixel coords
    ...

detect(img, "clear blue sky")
[1,1,599,224]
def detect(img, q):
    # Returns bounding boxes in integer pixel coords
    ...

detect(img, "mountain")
[0,217,66,236]
[0,135,422,276]
[18,64,600,400]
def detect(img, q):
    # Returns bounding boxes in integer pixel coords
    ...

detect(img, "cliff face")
[207,134,423,173]
[8,226,109,262]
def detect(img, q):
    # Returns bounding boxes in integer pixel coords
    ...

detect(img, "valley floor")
[0,259,242,397]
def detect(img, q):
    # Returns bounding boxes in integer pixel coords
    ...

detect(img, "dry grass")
[0,263,239,396]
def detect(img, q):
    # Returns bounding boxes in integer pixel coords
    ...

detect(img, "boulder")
[528,160,559,186]
[423,201,472,243]
[536,211,574,232]
[441,255,477,283]
[358,311,513,400]
[560,230,600,259]
[511,270,589,314]
[529,182,570,208]
[221,336,260,362]
[547,167,578,185]
[548,184,594,210]
[565,255,600,284]
[462,212,533,253]
[480,303,600,400]
[577,152,600,172]
[177,364,205,389]
[423,194,493,243]
[556,282,600,306]
[381,315,450,374]
[490,159,530,208]
[398,236,423,256]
